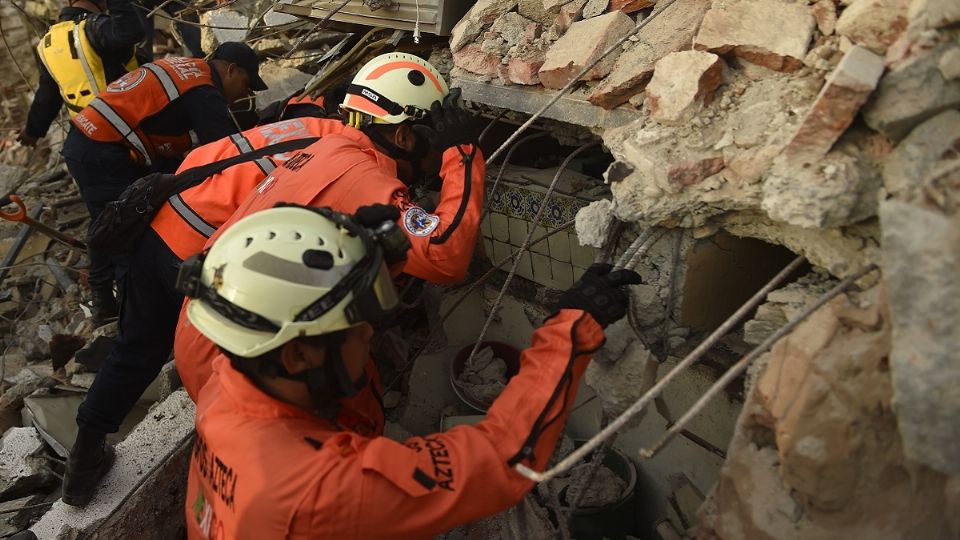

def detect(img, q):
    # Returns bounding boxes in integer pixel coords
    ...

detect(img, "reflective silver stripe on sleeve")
[143,63,180,101]
[88,98,152,166]
[189,130,199,146]
[229,133,275,175]
[72,24,102,93]
[168,193,216,237]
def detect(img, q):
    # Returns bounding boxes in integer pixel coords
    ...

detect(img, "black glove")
[555,264,642,328]
[354,204,400,228]
[412,88,479,151]
[321,81,350,116]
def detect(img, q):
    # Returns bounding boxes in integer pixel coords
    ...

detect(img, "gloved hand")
[354,204,400,228]
[16,127,37,147]
[321,81,350,116]
[412,88,479,151]
[555,263,642,328]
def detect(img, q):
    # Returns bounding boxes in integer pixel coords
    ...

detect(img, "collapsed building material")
[0,427,57,501]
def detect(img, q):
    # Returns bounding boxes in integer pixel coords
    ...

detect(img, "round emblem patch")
[403,207,440,237]
[107,69,147,93]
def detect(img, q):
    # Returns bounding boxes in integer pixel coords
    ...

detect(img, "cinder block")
[491,212,510,242]
[508,216,529,246]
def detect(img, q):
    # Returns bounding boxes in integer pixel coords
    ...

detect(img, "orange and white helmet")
[340,52,449,126]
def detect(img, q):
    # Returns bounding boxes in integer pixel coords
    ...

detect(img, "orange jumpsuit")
[185,309,603,540]
[175,127,485,400]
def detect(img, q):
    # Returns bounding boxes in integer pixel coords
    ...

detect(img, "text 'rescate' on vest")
[71,57,213,166]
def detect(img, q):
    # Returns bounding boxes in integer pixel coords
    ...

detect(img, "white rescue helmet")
[340,52,449,126]
[183,206,400,358]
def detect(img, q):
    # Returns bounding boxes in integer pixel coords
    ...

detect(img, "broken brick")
[449,0,519,52]
[835,0,910,55]
[452,44,502,77]
[646,50,725,125]
[667,156,725,191]
[538,11,635,90]
[557,0,588,31]
[610,0,655,14]
[781,45,885,165]
[693,0,815,73]
[589,0,711,109]
[812,0,838,36]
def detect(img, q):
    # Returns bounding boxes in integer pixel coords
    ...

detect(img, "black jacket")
[25,0,145,138]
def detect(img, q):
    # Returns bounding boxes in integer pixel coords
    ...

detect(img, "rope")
[463,141,599,372]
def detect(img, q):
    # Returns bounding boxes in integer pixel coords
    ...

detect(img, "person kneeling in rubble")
[174,52,486,402]
[177,203,640,539]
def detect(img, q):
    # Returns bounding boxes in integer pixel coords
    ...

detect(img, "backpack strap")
[174,136,321,192]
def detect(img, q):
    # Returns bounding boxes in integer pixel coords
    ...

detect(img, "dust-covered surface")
[561,461,627,508]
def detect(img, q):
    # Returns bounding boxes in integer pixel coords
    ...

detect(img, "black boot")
[62,428,115,507]
[90,285,119,325]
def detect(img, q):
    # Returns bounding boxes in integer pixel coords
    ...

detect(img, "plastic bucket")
[449,341,521,413]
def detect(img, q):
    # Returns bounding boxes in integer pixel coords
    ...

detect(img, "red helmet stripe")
[344,93,389,117]
[367,61,444,93]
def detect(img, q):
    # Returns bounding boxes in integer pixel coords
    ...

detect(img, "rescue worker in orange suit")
[257,82,349,124]
[173,52,486,403]
[58,115,342,508]
[18,0,144,148]
[176,204,641,539]
[61,41,265,324]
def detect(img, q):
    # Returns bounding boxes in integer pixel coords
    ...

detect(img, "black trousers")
[62,129,148,292]
[77,228,184,434]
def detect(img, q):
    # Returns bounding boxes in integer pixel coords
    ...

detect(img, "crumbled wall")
[454,0,959,533]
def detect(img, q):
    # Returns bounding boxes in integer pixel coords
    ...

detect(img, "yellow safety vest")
[36,18,138,116]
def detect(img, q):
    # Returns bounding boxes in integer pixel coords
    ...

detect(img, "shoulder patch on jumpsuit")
[403,207,440,237]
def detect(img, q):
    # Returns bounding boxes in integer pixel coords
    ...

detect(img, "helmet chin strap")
[299,333,368,419]
[362,125,429,182]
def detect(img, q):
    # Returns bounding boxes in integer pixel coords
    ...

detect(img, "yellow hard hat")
[340,52,449,125]
[181,205,400,358]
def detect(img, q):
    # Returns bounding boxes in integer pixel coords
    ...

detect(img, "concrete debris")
[563,461,627,507]
[700,286,960,539]
[557,0,588,31]
[881,109,960,201]
[940,47,960,81]
[693,0,815,73]
[763,148,882,229]
[199,9,250,53]
[581,0,609,19]
[646,51,725,125]
[590,0,712,109]
[255,61,313,110]
[31,391,196,540]
[743,270,838,345]
[0,427,56,501]
[835,0,910,55]
[863,42,960,141]
[880,200,960,475]
[450,0,519,52]
[907,0,960,30]
[518,0,555,25]
[538,11,636,89]
[491,12,538,47]
[779,45,885,166]
[811,0,838,36]
[574,199,615,248]
[584,337,657,419]
[453,44,502,78]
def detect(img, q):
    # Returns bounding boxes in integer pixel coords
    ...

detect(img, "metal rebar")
[660,229,684,356]
[282,0,352,58]
[565,437,615,520]
[513,255,805,483]
[639,263,880,459]
[382,219,576,392]
[623,227,666,271]
[464,142,600,370]
[486,0,678,164]
[483,132,549,217]
[613,228,655,269]
[477,109,508,146]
